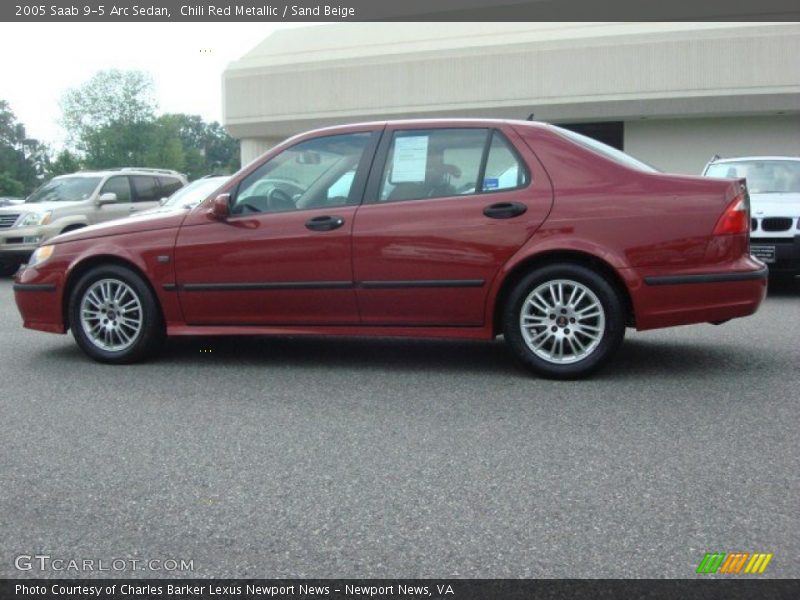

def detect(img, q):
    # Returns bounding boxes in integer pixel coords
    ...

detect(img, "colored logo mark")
[696,552,773,574]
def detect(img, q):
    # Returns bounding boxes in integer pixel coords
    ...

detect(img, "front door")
[352,124,553,326]
[174,129,379,326]
[91,175,135,224]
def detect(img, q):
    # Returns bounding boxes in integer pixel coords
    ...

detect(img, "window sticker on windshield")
[483,178,499,190]
[392,135,429,182]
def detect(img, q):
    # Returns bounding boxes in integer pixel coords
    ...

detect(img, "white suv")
[703,156,800,278]
[0,168,186,275]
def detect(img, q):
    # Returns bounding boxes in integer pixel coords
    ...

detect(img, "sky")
[0,23,318,148]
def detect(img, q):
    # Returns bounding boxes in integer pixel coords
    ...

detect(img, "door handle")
[305,215,345,231]
[483,202,528,219]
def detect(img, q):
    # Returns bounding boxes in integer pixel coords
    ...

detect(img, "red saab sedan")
[13,120,767,378]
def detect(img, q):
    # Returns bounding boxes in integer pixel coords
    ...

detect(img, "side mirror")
[159,197,168,206]
[97,192,117,205]
[209,193,231,220]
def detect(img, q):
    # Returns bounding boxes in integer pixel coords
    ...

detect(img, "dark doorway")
[555,121,624,150]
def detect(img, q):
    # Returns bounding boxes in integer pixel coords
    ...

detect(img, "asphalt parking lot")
[0,277,798,579]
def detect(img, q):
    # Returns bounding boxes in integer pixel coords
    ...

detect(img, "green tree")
[0,172,24,196]
[59,71,241,180]
[47,149,82,177]
[60,70,157,168]
[203,121,240,175]
[158,113,240,179]
[0,100,47,195]
[144,116,186,172]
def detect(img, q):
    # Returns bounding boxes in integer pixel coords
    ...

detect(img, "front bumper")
[13,265,66,334]
[0,224,60,263]
[750,234,800,275]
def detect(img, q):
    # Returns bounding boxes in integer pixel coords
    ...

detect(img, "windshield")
[163,177,228,209]
[553,126,660,173]
[26,176,102,203]
[705,160,800,194]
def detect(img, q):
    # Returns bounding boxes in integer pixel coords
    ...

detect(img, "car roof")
[301,118,551,137]
[54,169,186,179]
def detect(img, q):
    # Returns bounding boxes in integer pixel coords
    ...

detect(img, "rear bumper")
[632,260,768,331]
[750,235,800,275]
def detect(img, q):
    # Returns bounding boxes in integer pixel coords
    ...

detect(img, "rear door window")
[378,128,488,202]
[130,176,161,203]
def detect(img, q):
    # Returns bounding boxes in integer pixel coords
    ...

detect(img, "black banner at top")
[3,0,800,21]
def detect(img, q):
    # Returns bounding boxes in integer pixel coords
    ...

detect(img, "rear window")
[553,125,659,173]
[159,177,183,197]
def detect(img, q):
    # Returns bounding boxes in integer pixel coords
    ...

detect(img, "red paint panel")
[174,207,360,325]
[352,123,553,326]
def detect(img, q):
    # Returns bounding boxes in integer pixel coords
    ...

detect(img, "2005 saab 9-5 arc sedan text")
[13,120,767,378]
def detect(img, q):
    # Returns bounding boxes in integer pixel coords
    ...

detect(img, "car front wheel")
[503,264,625,379]
[0,261,20,277]
[68,264,164,363]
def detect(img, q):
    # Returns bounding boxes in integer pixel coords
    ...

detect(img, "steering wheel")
[268,187,294,209]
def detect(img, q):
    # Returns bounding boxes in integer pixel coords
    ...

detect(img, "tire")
[503,263,626,379]
[68,264,165,364]
[0,261,21,277]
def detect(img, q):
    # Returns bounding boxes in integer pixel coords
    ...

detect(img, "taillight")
[713,194,749,235]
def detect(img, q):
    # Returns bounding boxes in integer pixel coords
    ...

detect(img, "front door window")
[232,133,372,215]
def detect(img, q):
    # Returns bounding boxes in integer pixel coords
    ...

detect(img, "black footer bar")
[2,579,799,600]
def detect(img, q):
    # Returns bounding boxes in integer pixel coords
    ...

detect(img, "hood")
[0,200,83,214]
[48,210,189,245]
[134,205,190,217]
[749,193,800,217]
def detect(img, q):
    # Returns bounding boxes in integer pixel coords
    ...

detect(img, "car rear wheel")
[503,263,625,379]
[68,264,164,363]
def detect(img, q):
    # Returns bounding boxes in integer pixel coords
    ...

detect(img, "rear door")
[352,123,553,326]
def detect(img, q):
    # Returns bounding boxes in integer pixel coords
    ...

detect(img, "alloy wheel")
[79,278,143,352]
[519,278,606,365]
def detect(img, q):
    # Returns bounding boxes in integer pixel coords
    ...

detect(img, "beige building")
[222,22,800,174]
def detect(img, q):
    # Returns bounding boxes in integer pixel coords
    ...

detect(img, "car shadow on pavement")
[154,334,749,380]
[158,335,519,375]
[600,338,757,380]
[40,331,760,380]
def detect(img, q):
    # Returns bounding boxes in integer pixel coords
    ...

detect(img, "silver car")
[703,156,800,278]
[0,168,186,275]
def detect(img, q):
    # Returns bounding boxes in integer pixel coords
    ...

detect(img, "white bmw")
[703,156,800,278]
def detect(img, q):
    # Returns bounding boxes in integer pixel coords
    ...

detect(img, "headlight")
[17,211,52,227]
[27,245,55,268]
